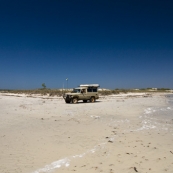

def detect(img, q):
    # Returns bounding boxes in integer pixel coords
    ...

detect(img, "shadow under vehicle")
[63,84,99,104]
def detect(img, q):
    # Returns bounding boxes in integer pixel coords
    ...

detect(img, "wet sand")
[0,92,173,173]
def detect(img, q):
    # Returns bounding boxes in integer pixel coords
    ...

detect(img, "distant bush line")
[0,89,64,96]
[0,88,172,96]
[98,88,172,95]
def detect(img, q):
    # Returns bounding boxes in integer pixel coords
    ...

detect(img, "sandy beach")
[0,92,173,173]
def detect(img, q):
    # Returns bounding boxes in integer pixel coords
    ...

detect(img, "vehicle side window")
[93,88,97,92]
[87,88,92,92]
[87,88,97,92]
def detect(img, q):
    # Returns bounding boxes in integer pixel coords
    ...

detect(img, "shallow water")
[139,94,173,133]
[167,94,173,105]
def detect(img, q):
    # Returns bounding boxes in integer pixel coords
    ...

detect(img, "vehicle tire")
[90,97,95,103]
[72,97,78,104]
[83,100,87,103]
[65,99,71,103]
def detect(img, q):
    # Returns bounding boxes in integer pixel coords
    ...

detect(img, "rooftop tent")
[79,84,100,87]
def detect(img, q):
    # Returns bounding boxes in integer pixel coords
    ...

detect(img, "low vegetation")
[100,88,172,95]
[0,88,172,96]
[0,89,63,96]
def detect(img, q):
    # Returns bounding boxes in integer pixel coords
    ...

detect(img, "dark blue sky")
[0,0,173,89]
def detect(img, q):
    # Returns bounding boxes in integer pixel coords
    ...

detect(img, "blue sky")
[0,0,173,89]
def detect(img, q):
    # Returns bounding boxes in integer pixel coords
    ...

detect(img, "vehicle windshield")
[71,89,81,93]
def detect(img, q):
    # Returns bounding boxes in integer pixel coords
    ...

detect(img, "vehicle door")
[80,89,87,99]
[86,88,93,99]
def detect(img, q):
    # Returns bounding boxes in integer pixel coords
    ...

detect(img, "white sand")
[0,92,173,173]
